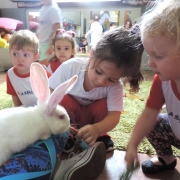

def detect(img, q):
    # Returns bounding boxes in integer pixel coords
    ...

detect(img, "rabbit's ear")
[30,63,50,103]
[45,76,77,115]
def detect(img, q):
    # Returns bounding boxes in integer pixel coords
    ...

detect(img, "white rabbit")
[0,62,76,166]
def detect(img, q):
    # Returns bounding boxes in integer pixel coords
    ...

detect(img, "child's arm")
[94,111,120,134]
[76,111,120,146]
[125,107,159,167]
[12,95,22,107]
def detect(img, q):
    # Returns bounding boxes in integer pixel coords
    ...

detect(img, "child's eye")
[155,56,163,59]
[96,70,102,75]
[108,79,116,83]
[65,47,69,50]
[13,53,18,57]
[109,79,114,83]
[57,47,61,50]
[24,54,29,58]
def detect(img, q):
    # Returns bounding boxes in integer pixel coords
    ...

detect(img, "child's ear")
[34,54,39,61]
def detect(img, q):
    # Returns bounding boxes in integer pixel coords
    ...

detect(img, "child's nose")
[148,57,155,68]
[98,77,107,85]
[18,55,24,61]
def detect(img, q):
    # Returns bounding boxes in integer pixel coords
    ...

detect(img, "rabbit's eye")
[59,115,65,119]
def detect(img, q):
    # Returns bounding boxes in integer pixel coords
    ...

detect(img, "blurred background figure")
[85,14,103,49]
[99,11,110,32]
[0,28,11,43]
[109,22,117,31]
[79,37,88,54]
[124,19,132,30]
[38,0,63,66]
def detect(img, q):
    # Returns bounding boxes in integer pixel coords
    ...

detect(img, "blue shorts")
[0,132,69,180]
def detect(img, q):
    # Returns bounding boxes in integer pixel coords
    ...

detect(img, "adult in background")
[85,14,103,49]
[99,11,110,32]
[38,0,63,66]
[124,19,132,30]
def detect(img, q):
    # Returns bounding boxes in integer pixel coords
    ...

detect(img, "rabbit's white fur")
[0,62,75,166]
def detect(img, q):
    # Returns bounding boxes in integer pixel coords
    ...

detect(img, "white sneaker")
[53,142,106,180]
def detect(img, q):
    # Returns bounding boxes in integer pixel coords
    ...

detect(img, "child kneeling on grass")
[49,27,144,152]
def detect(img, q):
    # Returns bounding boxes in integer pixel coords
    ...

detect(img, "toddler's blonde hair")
[140,0,180,52]
[9,30,39,54]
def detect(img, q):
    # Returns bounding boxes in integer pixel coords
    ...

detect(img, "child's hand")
[125,145,139,168]
[76,124,99,146]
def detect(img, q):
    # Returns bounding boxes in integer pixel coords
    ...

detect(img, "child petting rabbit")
[49,27,144,152]
[6,30,51,107]
[0,63,106,180]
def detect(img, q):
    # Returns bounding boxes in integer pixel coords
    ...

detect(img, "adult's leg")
[38,43,51,66]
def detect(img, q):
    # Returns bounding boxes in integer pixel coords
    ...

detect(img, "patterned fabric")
[147,114,180,156]
[131,24,140,38]
[0,132,69,180]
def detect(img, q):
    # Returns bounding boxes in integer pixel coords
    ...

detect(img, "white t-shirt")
[49,58,123,112]
[90,21,103,47]
[39,2,63,43]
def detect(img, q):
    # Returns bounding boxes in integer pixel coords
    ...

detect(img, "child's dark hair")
[81,37,87,42]
[92,27,144,93]
[50,29,76,62]
[91,14,100,21]
[109,22,117,27]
